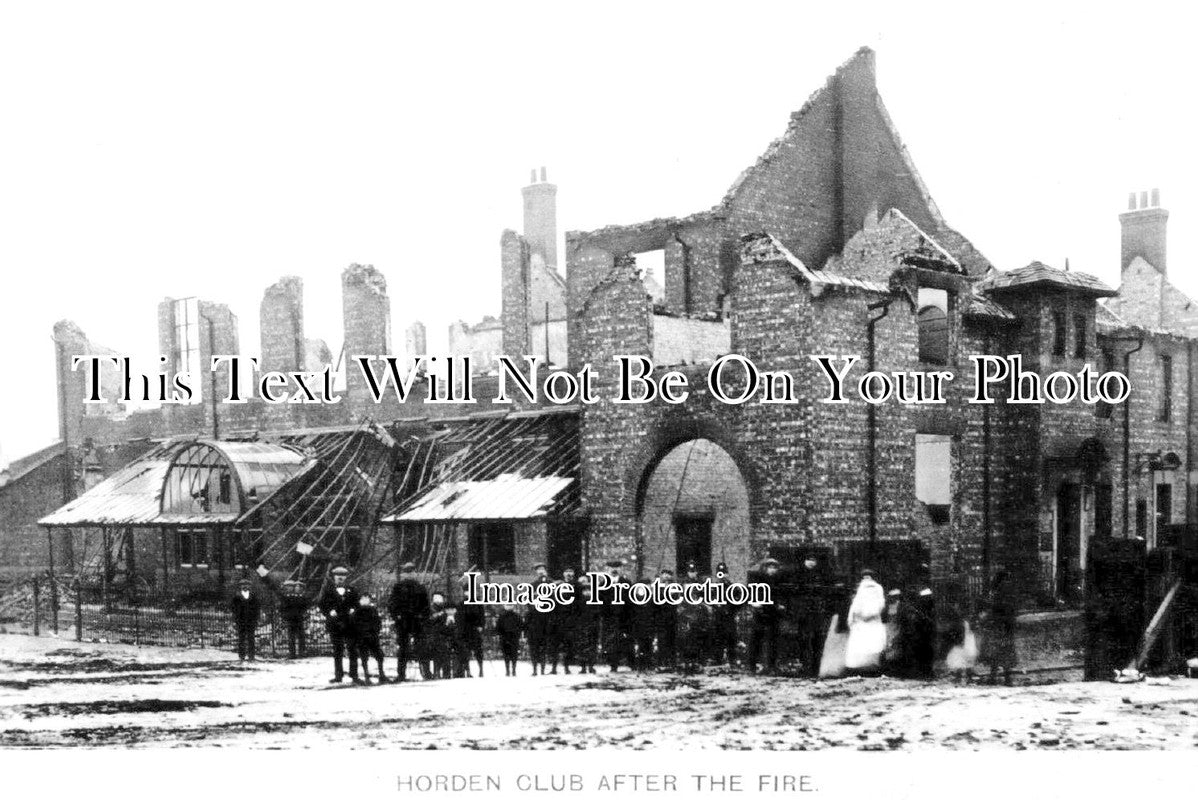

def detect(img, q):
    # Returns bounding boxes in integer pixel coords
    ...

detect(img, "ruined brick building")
[1,48,1194,616]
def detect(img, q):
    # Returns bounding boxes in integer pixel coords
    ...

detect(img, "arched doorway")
[638,438,751,581]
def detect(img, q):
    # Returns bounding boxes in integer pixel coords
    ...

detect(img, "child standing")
[496,603,523,676]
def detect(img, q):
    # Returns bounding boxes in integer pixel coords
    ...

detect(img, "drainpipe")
[982,331,994,584]
[1188,340,1195,525]
[1123,336,1145,536]
[866,297,895,557]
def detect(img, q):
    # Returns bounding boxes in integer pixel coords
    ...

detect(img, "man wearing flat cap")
[230,577,262,662]
[387,561,431,681]
[318,566,361,684]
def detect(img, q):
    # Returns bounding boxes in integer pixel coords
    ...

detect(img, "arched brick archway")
[627,416,758,581]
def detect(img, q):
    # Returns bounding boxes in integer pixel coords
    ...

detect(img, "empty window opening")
[915,434,951,525]
[635,250,665,306]
[468,523,517,574]
[178,528,210,568]
[1159,354,1173,422]
[1096,348,1116,419]
[1052,311,1067,357]
[917,287,949,365]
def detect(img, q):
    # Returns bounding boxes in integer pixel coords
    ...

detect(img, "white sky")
[1,1,1196,464]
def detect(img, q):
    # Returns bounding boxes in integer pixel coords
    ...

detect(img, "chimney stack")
[1119,188,1168,273]
[521,166,558,270]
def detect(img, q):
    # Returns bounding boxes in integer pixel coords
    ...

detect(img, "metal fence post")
[74,580,83,642]
[198,605,205,649]
[32,577,41,636]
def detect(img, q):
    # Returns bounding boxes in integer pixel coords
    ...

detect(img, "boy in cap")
[495,603,523,676]
[278,579,311,659]
[387,561,431,681]
[354,593,388,684]
[230,578,261,662]
[426,591,457,679]
[318,566,361,684]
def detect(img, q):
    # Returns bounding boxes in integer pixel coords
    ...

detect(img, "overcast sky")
[1,1,1195,464]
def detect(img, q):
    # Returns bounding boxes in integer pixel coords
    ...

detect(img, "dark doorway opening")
[1156,484,1173,546]
[1095,483,1113,539]
[674,514,713,576]
[1056,483,1081,604]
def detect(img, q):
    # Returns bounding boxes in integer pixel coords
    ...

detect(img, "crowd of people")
[227,557,1021,687]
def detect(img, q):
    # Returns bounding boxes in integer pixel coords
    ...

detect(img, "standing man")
[278,579,311,659]
[652,569,678,670]
[984,570,1019,686]
[457,572,486,678]
[793,556,826,677]
[550,567,580,675]
[630,578,657,670]
[496,603,523,676]
[575,580,599,674]
[387,562,431,682]
[526,563,552,675]
[900,579,937,681]
[709,561,740,667]
[747,558,784,675]
[598,558,633,672]
[318,566,361,684]
[230,578,261,662]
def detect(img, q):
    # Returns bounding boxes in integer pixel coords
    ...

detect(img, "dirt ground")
[0,634,1196,749]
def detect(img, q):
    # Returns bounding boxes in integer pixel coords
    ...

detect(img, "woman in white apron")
[845,570,887,674]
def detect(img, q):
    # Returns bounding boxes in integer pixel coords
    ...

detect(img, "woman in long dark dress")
[984,570,1019,686]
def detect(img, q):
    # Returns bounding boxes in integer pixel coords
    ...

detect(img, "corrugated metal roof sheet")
[383,476,574,522]
[38,443,179,527]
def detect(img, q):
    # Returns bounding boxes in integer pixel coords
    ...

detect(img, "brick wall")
[259,276,305,374]
[341,263,395,421]
[651,314,730,367]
